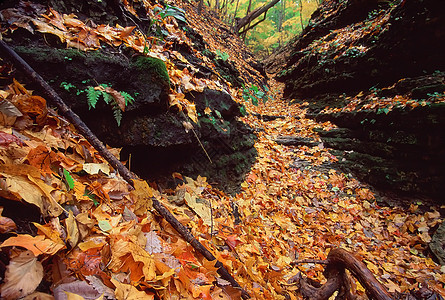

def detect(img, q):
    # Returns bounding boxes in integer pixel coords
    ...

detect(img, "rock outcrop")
[266,0,445,106]
[267,0,445,202]
[0,0,260,193]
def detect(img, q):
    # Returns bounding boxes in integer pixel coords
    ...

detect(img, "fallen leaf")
[184,192,211,226]
[2,174,45,213]
[0,250,43,300]
[53,280,103,300]
[66,210,79,247]
[0,207,17,233]
[83,163,111,175]
[145,231,162,254]
[22,291,55,300]
[130,179,153,216]
[111,278,154,300]
[0,234,65,256]
[0,99,23,126]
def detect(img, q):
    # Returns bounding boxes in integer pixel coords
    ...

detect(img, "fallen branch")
[296,248,392,300]
[0,39,250,299]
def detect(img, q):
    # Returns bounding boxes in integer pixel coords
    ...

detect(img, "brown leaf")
[0,99,23,126]
[53,280,103,300]
[104,87,126,111]
[2,174,45,213]
[0,207,17,234]
[0,250,43,300]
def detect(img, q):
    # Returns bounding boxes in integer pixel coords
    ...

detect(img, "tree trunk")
[235,0,280,34]
[298,0,304,30]
[231,0,241,26]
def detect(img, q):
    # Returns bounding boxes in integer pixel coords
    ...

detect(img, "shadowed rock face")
[8,41,257,193]
[1,0,259,194]
[267,0,445,202]
[268,0,445,106]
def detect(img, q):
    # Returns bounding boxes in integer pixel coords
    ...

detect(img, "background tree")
[207,0,319,56]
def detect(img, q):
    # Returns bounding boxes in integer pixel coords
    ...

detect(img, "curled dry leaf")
[0,250,43,300]
[0,207,17,233]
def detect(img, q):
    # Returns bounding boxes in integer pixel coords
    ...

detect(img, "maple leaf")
[111,278,154,300]
[0,234,65,256]
[130,179,154,215]
[0,250,43,300]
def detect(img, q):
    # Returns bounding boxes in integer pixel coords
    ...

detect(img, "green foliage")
[120,91,135,105]
[63,168,74,190]
[201,116,231,134]
[132,56,170,86]
[61,82,136,127]
[212,0,319,55]
[242,84,272,106]
[215,49,229,61]
[86,86,101,109]
[154,4,187,23]
[202,48,212,57]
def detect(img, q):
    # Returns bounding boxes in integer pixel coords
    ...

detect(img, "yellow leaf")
[27,175,64,217]
[82,163,110,175]
[78,237,107,252]
[204,107,212,115]
[184,192,211,226]
[66,210,79,248]
[130,179,153,216]
[65,292,103,300]
[2,174,44,213]
[1,250,43,300]
[109,237,156,281]
[111,278,154,300]
[33,223,65,245]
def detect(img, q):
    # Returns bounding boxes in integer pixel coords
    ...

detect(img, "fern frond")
[120,91,135,105]
[112,105,122,126]
[86,87,101,109]
[102,91,113,104]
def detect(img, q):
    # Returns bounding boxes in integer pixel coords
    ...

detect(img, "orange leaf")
[0,234,65,256]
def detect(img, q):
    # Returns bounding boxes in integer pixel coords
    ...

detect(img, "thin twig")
[291,259,329,265]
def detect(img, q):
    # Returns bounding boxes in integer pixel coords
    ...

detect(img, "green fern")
[112,104,123,127]
[120,91,135,105]
[86,87,101,109]
[102,91,113,104]
[85,85,135,126]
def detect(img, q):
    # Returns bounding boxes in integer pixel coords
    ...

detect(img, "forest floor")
[0,76,444,299]
[0,1,444,299]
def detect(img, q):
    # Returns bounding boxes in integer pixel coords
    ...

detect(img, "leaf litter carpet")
[0,82,444,299]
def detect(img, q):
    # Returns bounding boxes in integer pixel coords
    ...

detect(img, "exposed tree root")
[295,248,392,300]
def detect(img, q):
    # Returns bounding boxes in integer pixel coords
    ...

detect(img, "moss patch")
[131,56,170,87]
